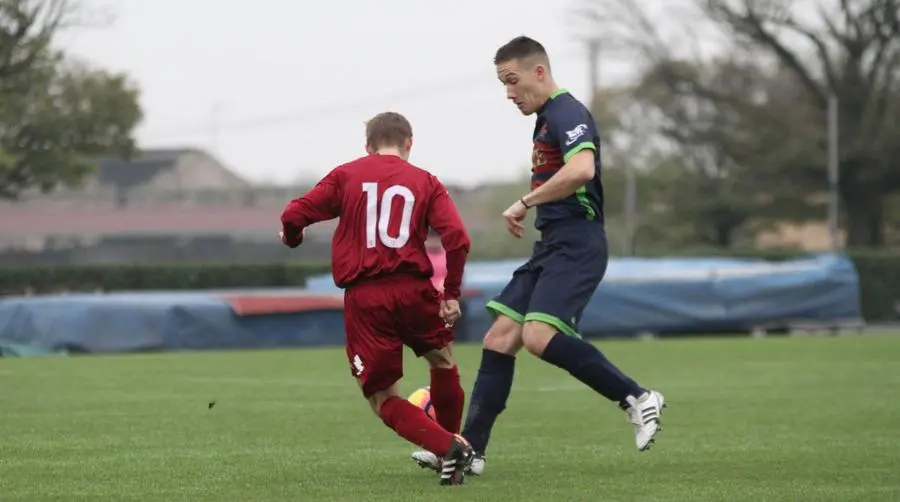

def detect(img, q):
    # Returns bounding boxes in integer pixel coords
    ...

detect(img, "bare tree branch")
[840,0,863,43]
[0,0,75,79]
[778,15,839,91]
[817,3,850,51]
[703,0,828,106]
[572,0,689,69]
[863,0,900,88]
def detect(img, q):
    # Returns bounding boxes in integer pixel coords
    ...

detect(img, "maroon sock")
[379,395,454,456]
[430,365,465,434]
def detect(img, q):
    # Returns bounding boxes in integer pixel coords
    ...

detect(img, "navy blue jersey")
[530,89,604,229]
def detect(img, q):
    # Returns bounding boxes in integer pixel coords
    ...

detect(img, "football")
[406,386,436,421]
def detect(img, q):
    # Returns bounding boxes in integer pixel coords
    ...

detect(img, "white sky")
[58,0,696,187]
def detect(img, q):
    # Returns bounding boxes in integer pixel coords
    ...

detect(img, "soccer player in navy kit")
[412,36,666,476]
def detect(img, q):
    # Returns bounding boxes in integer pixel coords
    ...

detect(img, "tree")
[638,56,827,247]
[591,75,775,250]
[0,0,142,199]
[579,0,900,247]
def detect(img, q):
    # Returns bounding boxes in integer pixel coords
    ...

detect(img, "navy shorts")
[486,220,608,337]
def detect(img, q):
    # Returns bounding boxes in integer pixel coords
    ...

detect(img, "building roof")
[95,149,182,189]
[94,147,249,190]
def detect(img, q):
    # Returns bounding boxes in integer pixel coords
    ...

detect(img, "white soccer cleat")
[412,450,485,476]
[412,450,440,472]
[625,390,666,451]
[468,455,485,476]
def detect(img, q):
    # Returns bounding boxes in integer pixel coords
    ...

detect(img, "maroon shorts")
[343,275,453,398]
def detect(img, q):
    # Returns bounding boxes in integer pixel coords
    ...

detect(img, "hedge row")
[0,252,897,320]
[0,263,330,295]
[835,253,900,322]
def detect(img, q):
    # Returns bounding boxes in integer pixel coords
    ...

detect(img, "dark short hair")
[365,112,412,150]
[493,36,549,66]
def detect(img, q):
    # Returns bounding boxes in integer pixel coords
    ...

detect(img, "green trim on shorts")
[524,312,582,339]
[485,300,525,324]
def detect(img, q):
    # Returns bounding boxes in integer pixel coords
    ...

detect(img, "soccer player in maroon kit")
[279,112,475,486]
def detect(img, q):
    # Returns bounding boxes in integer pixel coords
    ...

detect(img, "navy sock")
[461,349,515,455]
[541,333,644,403]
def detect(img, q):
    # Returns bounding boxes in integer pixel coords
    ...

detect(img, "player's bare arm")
[502,149,595,238]
[521,148,594,207]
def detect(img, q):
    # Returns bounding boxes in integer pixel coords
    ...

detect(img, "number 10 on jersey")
[362,182,416,249]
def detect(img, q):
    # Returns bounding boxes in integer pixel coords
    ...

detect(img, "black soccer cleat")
[439,435,475,486]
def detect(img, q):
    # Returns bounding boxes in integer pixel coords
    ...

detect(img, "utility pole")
[827,94,840,251]
[624,158,637,256]
[587,38,601,96]
[587,37,636,256]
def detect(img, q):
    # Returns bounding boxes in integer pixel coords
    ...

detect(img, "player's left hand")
[502,200,528,238]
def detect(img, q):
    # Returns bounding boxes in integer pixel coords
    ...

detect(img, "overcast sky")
[59,0,706,187]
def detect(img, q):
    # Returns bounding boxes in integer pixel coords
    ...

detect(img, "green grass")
[2,334,900,501]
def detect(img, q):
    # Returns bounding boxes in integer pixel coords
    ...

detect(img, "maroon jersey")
[280,154,471,299]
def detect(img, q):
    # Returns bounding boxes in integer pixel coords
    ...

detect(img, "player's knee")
[366,385,400,416]
[483,316,523,355]
[522,320,557,357]
[422,345,455,369]
[367,393,389,416]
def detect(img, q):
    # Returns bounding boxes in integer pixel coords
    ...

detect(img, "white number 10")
[362,182,416,249]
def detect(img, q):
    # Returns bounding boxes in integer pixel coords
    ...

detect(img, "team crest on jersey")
[532,148,545,169]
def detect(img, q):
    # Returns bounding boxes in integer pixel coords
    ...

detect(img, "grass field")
[2,334,899,501]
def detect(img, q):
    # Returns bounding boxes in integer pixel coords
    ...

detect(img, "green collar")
[550,88,568,99]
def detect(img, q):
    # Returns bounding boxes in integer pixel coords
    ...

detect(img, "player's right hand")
[502,200,527,238]
[278,227,306,248]
[440,299,462,328]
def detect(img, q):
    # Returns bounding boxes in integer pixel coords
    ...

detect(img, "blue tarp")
[0,292,344,353]
[0,254,863,354]
[307,252,862,337]
[459,253,862,337]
